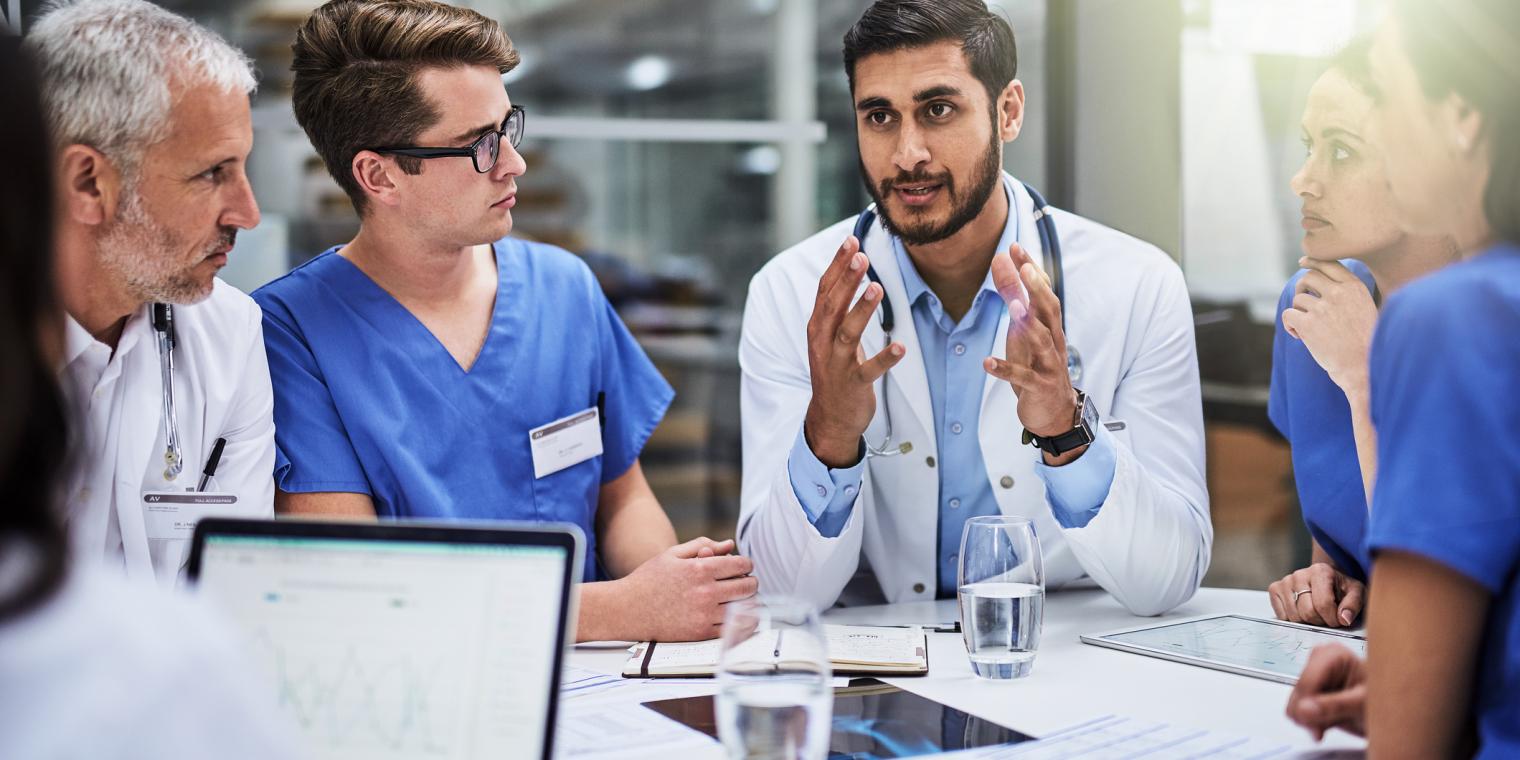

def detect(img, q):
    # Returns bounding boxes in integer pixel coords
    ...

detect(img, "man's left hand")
[984,243,1082,463]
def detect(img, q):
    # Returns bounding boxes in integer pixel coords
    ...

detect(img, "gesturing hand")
[803,235,905,468]
[983,243,1081,455]
[1281,257,1377,397]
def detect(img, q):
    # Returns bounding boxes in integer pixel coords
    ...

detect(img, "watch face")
[1077,392,1098,432]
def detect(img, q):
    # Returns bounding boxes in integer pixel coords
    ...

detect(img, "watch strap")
[1022,391,1096,456]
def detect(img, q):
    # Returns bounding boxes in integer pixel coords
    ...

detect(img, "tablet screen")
[1099,615,1366,679]
[643,680,1034,758]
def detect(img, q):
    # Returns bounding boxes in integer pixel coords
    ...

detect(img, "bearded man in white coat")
[738,0,1210,615]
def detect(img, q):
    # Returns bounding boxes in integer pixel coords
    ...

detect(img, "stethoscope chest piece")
[1066,345,1084,385]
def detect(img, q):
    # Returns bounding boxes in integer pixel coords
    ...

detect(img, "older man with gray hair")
[28,0,273,584]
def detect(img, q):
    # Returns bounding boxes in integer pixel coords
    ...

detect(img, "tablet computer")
[642,679,1036,757]
[1080,614,1366,684]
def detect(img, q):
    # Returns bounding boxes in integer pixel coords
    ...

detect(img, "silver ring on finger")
[1291,588,1311,603]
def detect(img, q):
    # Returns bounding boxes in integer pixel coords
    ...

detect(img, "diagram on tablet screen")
[1106,616,1368,677]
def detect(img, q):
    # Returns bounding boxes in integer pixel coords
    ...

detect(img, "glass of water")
[715,596,832,760]
[958,515,1045,679]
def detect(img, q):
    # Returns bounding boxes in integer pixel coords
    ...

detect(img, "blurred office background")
[4,0,1379,589]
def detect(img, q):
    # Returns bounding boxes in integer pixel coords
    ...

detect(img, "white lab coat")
[61,279,275,586]
[738,178,1210,616]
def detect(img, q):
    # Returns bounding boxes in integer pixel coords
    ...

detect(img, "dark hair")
[1392,0,1520,244]
[843,0,1017,107]
[1327,36,1377,98]
[0,36,72,623]
[291,0,521,215]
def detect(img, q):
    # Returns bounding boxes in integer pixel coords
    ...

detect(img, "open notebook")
[623,624,929,678]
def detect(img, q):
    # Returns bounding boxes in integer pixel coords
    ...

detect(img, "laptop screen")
[192,525,575,760]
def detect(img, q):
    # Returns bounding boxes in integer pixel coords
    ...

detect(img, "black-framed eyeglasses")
[371,105,525,174]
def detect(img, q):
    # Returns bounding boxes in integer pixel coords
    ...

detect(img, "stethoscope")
[857,181,1081,458]
[151,303,184,481]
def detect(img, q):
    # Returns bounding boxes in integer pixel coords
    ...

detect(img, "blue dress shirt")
[787,180,1118,597]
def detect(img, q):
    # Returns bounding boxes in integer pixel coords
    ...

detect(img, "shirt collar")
[889,173,1019,309]
[60,306,152,370]
[62,313,97,369]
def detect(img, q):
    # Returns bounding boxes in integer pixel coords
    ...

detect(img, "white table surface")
[562,587,1366,757]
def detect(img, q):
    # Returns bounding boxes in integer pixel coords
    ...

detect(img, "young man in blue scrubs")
[254,0,755,642]
[1286,0,1520,755]
[1266,40,1458,629]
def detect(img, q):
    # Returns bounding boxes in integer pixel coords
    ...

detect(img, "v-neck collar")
[326,240,518,377]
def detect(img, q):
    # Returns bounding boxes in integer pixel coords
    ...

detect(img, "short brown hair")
[291,0,520,214]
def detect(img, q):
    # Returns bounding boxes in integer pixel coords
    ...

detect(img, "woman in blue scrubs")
[1266,39,1457,628]
[256,0,757,643]
[1286,0,1520,755]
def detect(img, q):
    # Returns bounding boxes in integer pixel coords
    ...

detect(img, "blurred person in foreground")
[0,34,295,759]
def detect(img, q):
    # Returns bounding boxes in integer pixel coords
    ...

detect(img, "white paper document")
[556,698,715,759]
[952,715,1293,759]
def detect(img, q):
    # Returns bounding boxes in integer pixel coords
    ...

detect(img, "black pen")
[197,438,227,492]
[878,622,960,633]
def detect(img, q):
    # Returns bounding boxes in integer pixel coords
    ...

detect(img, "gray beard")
[96,188,215,305]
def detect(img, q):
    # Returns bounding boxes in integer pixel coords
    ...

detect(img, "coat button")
[926,456,936,468]
[1000,476,1014,489]
[912,583,926,594]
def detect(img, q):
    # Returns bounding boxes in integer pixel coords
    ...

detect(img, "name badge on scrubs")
[529,407,603,479]
[142,492,242,541]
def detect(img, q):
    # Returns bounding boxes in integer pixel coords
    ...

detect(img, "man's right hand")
[803,235,905,469]
[614,537,758,642]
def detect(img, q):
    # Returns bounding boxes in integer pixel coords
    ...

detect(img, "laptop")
[187,518,582,760]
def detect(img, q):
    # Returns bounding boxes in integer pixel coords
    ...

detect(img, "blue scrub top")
[1268,260,1376,582]
[1365,242,1520,759]
[253,239,674,583]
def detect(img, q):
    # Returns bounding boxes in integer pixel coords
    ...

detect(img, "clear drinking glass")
[715,596,832,760]
[958,515,1045,679]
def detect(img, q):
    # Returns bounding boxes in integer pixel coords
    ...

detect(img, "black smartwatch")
[1022,390,1098,457]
